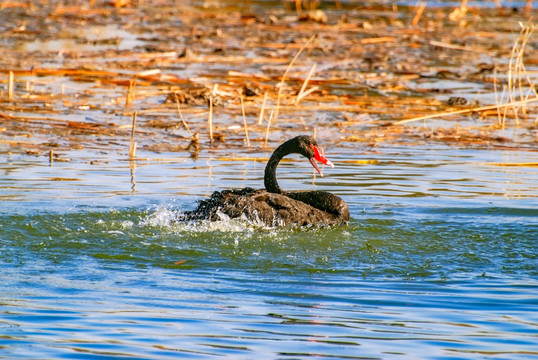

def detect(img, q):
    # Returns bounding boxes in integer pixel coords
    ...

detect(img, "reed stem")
[258,91,268,126]
[240,91,250,147]
[208,93,213,143]
[174,94,192,135]
[274,34,316,125]
[8,71,14,100]
[392,97,538,126]
[129,111,137,159]
[295,63,316,105]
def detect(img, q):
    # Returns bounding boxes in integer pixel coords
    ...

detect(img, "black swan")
[181,135,349,227]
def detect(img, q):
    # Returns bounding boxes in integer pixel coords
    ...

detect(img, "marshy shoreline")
[1,0,537,164]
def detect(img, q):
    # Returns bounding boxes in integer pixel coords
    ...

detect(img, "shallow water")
[1,0,538,357]
[1,145,537,359]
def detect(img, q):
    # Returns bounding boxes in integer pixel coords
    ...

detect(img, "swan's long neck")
[264,142,290,194]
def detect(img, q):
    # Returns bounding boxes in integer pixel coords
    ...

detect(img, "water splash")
[141,203,292,234]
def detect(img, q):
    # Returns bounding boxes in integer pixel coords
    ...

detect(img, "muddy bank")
[1,0,537,160]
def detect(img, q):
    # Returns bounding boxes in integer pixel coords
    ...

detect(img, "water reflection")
[1,146,537,213]
[19,24,145,53]
[130,159,136,192]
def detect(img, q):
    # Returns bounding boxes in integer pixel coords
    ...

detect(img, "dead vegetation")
[0,0,537,161]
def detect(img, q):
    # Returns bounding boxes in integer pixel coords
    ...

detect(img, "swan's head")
[292,135,334,177]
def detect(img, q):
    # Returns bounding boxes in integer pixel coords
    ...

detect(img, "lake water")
[1,144,537,359]
[1,0,538,357]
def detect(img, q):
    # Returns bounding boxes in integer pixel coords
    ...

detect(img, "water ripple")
[1,146,537,359]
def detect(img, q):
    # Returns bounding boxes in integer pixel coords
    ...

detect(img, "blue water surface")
[1,145,537,359]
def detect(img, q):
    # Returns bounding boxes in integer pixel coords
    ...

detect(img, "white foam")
[140,205,180,228]
[138,203,331,242]
[139,205,291,240]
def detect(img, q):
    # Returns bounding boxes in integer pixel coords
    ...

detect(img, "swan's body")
[181,135,349,227]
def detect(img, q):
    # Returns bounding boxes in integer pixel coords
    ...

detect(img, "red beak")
[309,144,334,177]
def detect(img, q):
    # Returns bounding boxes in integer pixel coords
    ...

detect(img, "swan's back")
[181,188,348,227]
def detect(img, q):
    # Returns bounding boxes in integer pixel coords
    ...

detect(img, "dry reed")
[264,109,275,148]
[273,34,316,125]
[125,78,136,106]
[295,63,316,105]
[240,91,250,147]
[258,91,268,126]
[8,71,14,100]
[501,22,535,127]
[395,22,537,129]
[129,112,137,159]
[174,94,192,135]
[208,90,214,143]
[412,1,427,26]
[391,97,538,126]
